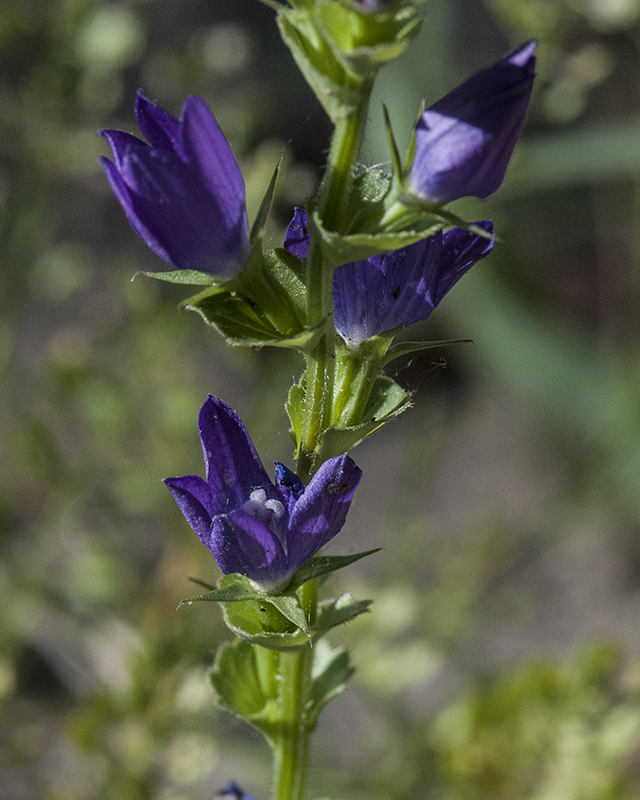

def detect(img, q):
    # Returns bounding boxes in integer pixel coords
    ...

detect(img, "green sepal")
[308,640,354,729]
[315,593,372,634]
[317,0,425,76]
[135,269,220,285]
[312,206,446,265]
[223,596,310,651]
[223,590,372,651]
[383,104,403,186]
[181,245,318,349]
[287,378,306,455]
[288,549,380,588]
[318,374,410,460]
[210,639,280,745]
[276,9,363,123]
[250,160,281,247]
[180,572,309,631]
[276,1,424,123]
[383,338,473,366]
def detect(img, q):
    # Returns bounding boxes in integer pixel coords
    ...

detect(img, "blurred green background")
[3,0,640,798]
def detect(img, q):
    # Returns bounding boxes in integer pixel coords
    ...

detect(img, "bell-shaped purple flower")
[99,91,249,276]
[164,396,362,591]
[333,221,494,347]
[408,40,536,204]
[284,209,494,348]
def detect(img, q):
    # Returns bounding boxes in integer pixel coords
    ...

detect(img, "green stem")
[272,579,317,800]
[273,85,372,800]
[297,96,372,483]
[273,647,313,800]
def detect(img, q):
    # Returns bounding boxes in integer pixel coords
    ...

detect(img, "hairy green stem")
[273,95,371,800]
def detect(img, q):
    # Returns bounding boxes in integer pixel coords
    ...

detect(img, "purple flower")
[333,222,494,347]
[164,396,362,590]
[218,783,260,800]
[99,91,249,276]
[284,209,494,348]
[409,40,536,204]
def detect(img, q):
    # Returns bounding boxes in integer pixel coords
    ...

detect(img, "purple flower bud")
[409,40,537,204]
[284,209,494,348]
[99,91,249,276]
[217,783,260,800]
[164,396,362,591]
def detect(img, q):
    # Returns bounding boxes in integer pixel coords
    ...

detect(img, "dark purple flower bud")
[333,221,494,347]
[164,396,362,591]
[99,91,249,276]
[217,783,260,800]
[283,207,310,260]
[409,40,537,204]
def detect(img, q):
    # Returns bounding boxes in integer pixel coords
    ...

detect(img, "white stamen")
[243,489,284,520]
[265,499,285,517]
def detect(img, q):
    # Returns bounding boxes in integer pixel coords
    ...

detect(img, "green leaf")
[383,338,473,366]
[383,104,402,182]
[317,375,410,459]
[364,373,410,420]
[313,207,446,265]
[308,640,354,728]
[210,639,280,744]
[263,248,308,320]
[135,269,219,285]
[289,550,380,589]
[287,378,306,455]
[224,601,312,651]
[267,594,309,633]
[178,583,263,608]
[250,160,281,247]
[314,593,372,635]
[184,292,285,344]
[276,10,362,123]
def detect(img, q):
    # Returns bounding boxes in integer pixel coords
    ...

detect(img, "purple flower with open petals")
[164,396,362,591]
[409,40,536,204]
[99,91,249,276]
[284,209,494,348]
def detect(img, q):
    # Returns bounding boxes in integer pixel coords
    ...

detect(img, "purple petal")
[435,221,494,304]
[180,96,248,249]
[117,146,244,274]
[99,155,173,264]
[409,40,536,203]
[197,397,274,513]
[209,510,288,584]
[135,90,182,154]
[163,475,213,543]
[284,208,310,260]
[274,461,305,516]
[333,233,443,347]
[287,454,362,568]
[99,129,147,170]
[99,94,249,276]
[333,223,494,347]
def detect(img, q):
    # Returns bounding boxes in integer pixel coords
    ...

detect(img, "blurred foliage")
[3,0,640,799]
